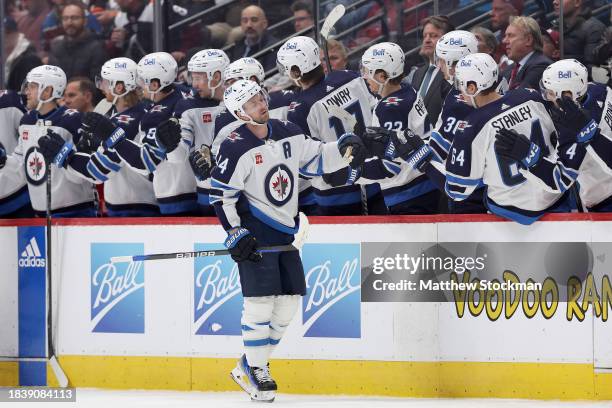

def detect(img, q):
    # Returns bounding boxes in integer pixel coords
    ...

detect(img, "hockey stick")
[320,4,345,74]
[328,104,370,215]
[46,165,69,388]
[111,212,310,264]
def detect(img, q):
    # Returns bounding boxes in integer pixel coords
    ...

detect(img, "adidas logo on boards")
[19,237,46,267]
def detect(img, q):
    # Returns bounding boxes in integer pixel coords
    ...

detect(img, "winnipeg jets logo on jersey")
[326,85,335,92]
[456,121,471,131]
[265,164,294,206]
[288,102,301,112]
[115,114,135,124]
[25,146,47,185]
[181,90,194,99]
[63,109,79,116]
[227,131,242,142]
[384,97,403,106]
[149,104,166,113]
[202,112,212,123]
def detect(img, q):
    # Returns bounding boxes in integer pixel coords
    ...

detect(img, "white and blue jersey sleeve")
[210,119,347,232]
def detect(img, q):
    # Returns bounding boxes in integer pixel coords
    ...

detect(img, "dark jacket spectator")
[229,5,279,72]
[106,0,152,61]
[42,0,103,52]
[555,5,606,67]
[593,27,612,66]
[4,17,42,91]
[405,15,455,125]
[502,16,552,90]
[48,3,108,80]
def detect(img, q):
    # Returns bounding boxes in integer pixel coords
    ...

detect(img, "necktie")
[509,63,521,89]
[419,65,435,99]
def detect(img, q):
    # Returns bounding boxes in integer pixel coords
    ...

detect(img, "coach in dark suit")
[405,16,455,125]
[501,16,552,90]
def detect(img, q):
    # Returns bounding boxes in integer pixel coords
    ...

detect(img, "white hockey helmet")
[97,57,138,104]
[224,57,265,84]
[23,65,66,109]
[360,42,405,94]
[540,59,588,102]
[223,79,268,126]
[136,52,177,95]
[276,36,321,84]
[435,30,478,78]
[454,53,498,106]
[187,49,230,94]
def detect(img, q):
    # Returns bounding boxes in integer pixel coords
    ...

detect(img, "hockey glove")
[495,128,541,169]
[360,126,396,159]
[322,166,362,186]
[0,142,6,170]
[549,96,598,145]
[224,227,262,263]
[393,129,434,172]
[38,130,74,167]
[155,118,182,153]
[189,145,215,181]
[337,132,368,168]
[82,111,125,149]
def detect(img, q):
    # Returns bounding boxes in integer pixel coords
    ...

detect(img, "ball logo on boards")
[193,243,242,335]
[301,243,361,338]
[90,243,145,333]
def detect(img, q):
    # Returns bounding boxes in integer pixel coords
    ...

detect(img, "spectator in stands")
[15,0,51,53]
[491,0,523,67]
[542,28,560,61]
[4,16,42,91]
[593,27,612,66]
[49,3,108,80]
[321,39,349,74]
[229,5,278,72]
[471,26,498,58]
[502,16,552,90]
[107,0,152,61]
[553,0,605,67]
[291,1,313,34]
[405,15,455,125]
[63,77,96,112]
[42,0,103,52]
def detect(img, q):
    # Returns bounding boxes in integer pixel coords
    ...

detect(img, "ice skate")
[230,354,277,402]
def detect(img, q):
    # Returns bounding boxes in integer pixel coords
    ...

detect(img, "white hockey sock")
[242,296,274,368]
[268,295,300,356]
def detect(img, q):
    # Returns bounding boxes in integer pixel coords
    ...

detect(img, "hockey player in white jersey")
[428,30,485,213]
[359,41,438,214]
[82,52,197,215]
[533,59,612,211]
[3,65,96,217]
[382,53,571,225]
[0,89,31,217]
[211,80,370,402]
[277,35,381,215]
[39,58,159,216]
[160,49,229,214]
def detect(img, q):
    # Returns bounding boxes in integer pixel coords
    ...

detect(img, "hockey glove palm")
[550,96,597,145]
[155,118,182,153]
[189,145,215,181]
[495,128,541,169]
[337,132,368,168]
[224,227,262,263]
[0,142,6,170]
[82,112,125,149]
[38,130,74,167]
